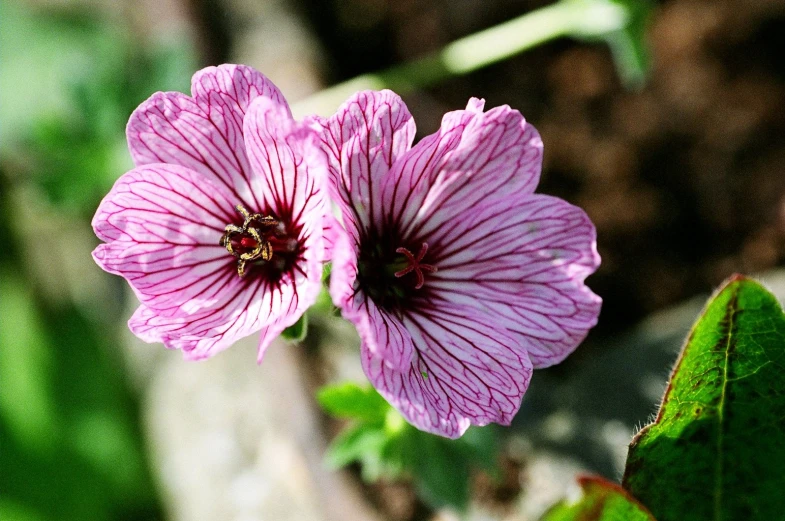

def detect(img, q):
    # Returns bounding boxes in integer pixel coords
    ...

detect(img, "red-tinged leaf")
[541,475,656,521]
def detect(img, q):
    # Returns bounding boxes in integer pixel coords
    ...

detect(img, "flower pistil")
[393,242,437,290]
[220,204,283,277]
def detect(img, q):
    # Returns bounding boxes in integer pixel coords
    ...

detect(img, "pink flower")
[317,91,601,438]
[92,65,329,361]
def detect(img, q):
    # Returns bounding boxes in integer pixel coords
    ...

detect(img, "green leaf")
[541,476,655,521]
[319,381,501,511]
[393,425,500,511]
[281,314,308,342]
[623,275,785,520]
[402,430,473,510]
[310,286,334,315]
[317,382,390,424]
[324,423,387,469]
[0,498,46,521]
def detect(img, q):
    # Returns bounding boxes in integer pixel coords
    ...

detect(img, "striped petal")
[328,218,415,370]
[243,95,328,359]
[383,98,543,241]
[92,163,238,314]
[127,64,286,207]
[191,64,290,115]
[129,230,322,362]
[322,95,600,437]
[314,90,415,243]
[128,269,298,359]
[429,194,601,368]
[244,96,325,222]
[362,303,533,438]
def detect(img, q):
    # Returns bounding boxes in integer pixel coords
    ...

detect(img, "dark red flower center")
[356,231,437,313]
[220,204,298,279]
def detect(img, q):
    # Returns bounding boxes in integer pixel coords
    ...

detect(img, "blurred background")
[2,0,785,520]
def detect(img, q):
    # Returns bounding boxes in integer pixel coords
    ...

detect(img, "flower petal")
[327,219,357,310]
[349,298,415,371]
[254,265,324,361]
[243,96,326,222]
[362,303,533,438]
[128,263,316,360]
[381,99,543,241]
[321,214,341,263]
[127,64,285,208]
[243,95,329,359]
[328,221,415,369]
[92,163,241,314]
[191,64,290,116]
[123,149,327,361]
[314,90,415,242]
[254,215,325,362]
[127,284,268,359]
[429,194,601,368]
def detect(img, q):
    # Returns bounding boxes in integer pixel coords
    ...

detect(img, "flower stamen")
[394,242,437,290]
[220,204,279,277]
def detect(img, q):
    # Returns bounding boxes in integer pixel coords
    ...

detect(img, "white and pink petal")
[92,163,241,314]
[343,297,415,371]
[385,99,543,241]
[328,209,415,370]
[315,90,416,241]
[127,64,285,207]
[429,194,601,368]
[191,64,289,117]
[243,96,328,225]
[128,263,316,360]
[362,303,533,438]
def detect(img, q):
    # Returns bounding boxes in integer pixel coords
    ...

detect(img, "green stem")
[291,0,629,118]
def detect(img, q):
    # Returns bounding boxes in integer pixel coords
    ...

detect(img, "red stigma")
[394,243,437,289]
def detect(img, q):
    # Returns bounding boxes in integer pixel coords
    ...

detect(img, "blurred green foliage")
[0,178,163,521]
[281,314,309,342]
[318,382,500,511]
[0,2,197,520]
[0,270,160,521]
[1,0,196,216]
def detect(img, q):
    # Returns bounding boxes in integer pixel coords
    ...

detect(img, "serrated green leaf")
[317,382,390,423]
[541,476,655,521]
[281,314,308,342]
[623,275,785,520]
